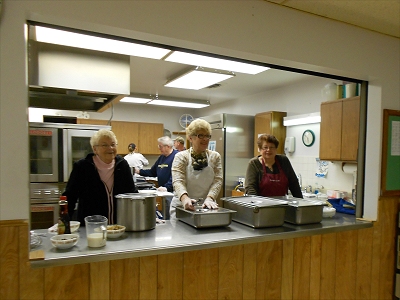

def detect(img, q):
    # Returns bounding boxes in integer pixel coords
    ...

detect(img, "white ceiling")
[128,0,400,107]
[265,0,400,39]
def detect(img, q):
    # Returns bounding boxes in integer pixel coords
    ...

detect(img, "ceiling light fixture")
[164,51,270,75]
[165,67,235,90]
[31,25,171,59]
[120,94,210,109]
[148,98,210,109]
[283,112,321,126]
[119,95,152,104]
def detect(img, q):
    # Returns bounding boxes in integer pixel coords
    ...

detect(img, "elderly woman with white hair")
[136,136,178,192]
[170,119,223,218]
[63,129,136,225]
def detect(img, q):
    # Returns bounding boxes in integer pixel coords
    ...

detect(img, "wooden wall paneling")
[20,222,45,300]
[256,240,283,299]
[242,243,257,300]
[309,235,322,300]
[378,197,398,299]
[139,255,158,300]
[44,264,89,299]
[90,261,110,300]
[110,258,140,300]
[371,204,383,299]
[183,248,219,299]
[335,230,358,299]
[292,237,311,299]
[0,222,21,299]
[320,233,337,299]
[157,252,183,300]
[356,227,374,299]
[218,245,244,299]
[281,238,294,300]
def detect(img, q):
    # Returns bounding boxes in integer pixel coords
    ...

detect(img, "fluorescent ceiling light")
[32,25,171,59]
[148,98,210,109]
[165,51,270,75]
[120,95,151,104]
[165,67,235,90]
[283,112,321,126]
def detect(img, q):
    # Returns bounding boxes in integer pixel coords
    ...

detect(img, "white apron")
[170,151,215,218]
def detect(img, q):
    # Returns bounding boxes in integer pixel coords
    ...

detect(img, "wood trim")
[1,198,398,299]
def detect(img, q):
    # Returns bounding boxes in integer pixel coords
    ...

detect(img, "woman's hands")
[181,196,196,210]
[203,197,218,209]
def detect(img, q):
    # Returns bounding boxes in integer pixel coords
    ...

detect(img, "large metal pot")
[115,193,156,231]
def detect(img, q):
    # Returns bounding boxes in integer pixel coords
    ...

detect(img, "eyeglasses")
[158,144,166,149]
[194,134,212,140]
[96,143,118,149]
[261,146,276,151]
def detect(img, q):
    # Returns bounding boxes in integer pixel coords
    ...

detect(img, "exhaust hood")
[28,41,130,112]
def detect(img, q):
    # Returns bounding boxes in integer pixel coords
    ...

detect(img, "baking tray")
[284,198,324,225]
[175,206,236,228]
[221,196,289,228]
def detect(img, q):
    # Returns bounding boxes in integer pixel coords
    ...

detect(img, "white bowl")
[51,234,79,249]
[323,207,336,218]
[107,225,126,239]
[70,221,80,232]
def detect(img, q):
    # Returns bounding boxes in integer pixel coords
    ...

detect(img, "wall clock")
[302,129,315,147]
[179,114,194,129]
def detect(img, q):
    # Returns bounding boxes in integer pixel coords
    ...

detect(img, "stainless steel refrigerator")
[200,113,254,199]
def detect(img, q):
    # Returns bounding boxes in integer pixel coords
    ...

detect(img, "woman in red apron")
[245,134,302,198]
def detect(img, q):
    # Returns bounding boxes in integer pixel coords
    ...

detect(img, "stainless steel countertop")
[30,213,372,268]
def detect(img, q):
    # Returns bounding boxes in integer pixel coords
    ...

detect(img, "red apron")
[259,158,289,197]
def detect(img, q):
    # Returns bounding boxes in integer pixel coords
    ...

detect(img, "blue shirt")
[139,150,178,192]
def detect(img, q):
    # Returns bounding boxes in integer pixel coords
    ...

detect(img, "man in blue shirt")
[136,136,178,192]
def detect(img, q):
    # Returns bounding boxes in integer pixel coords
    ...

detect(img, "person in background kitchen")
[170,118,222,218]
[135,136,178,192]
[173,136,186,151]
[245,134,302,198]
[124,143,149,170]
[63,129,136,225]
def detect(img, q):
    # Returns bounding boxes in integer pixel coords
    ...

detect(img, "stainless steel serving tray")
[283,198,325,225]
[175,206,236,228]
[221,196,289,228]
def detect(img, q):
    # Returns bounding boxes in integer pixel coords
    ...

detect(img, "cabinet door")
[77,119,109,125]
[254,112,272,156]
[111,121,139,155]
[138,123,164,155]
[341,97,360,161]
[320,101,343,160]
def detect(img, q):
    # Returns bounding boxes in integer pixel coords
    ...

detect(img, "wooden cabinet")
[319,96,360,161]
[111,121,139,154]
[254,111,287,156]
[77,119,163,155]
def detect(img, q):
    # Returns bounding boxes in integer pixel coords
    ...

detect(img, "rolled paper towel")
[342,163,357,174]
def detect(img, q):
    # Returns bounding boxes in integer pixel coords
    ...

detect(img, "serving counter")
[30,213,372,269]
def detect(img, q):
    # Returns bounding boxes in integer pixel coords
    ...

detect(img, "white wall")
[1,1,399,221]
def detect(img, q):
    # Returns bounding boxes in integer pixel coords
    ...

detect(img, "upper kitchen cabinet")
[77,119,163,155]
[319,96,360,161]
[254,111,287,156]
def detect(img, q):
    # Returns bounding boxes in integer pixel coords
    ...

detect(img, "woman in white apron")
[170,119,223,218]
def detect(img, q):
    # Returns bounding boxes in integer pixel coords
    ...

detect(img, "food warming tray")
[175,206,236,228]
[221,196,289,228]
[283,198,324,225]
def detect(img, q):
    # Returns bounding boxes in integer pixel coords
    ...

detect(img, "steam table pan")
[221,196,289,228]
[175,206,236,228]
[283,198,325,225]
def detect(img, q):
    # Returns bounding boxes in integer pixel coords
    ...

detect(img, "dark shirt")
[63,153,136,224]
[245,154,303,198]
[139,150,178,192]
